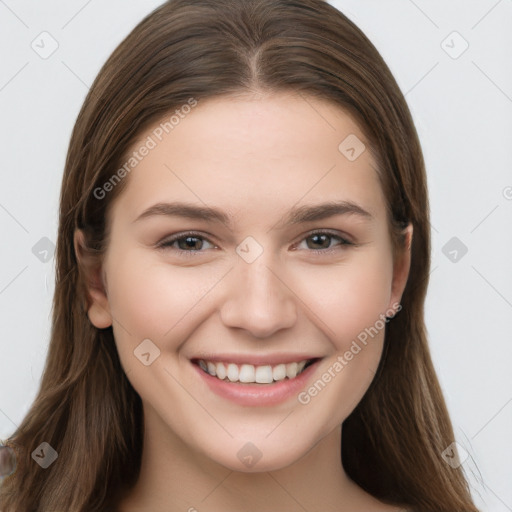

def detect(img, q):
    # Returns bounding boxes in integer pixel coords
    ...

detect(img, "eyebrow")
[132,200,373,228]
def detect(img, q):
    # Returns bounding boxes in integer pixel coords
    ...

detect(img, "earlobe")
[87,300,113,329]
[389,223,413,309]
[74,229,113,329]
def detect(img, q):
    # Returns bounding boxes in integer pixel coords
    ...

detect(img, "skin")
[75,92,412,512]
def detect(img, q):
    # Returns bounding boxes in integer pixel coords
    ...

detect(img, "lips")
[194,358,316,384]
[191,356,323,406]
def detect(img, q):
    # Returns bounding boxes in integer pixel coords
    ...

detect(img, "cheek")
[294,250,394,351]
[105,249,224,346]
[101,252,240,451]
[292,252,394,424]
[104,252,228,402]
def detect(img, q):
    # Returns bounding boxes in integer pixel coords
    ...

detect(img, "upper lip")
[190,354,322,366]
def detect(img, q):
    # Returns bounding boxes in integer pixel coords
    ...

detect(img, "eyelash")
[156,230,355,257]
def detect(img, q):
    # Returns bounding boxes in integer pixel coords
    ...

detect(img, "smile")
[196,359,316,384]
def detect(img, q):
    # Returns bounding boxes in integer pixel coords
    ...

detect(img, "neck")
[117,403,384,512]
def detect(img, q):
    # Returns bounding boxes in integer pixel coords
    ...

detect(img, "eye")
[156,229,354,257]
[294,230,354,253]
[156,232,216,255]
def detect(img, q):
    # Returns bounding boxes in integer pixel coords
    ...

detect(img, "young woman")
[0,0,479,510]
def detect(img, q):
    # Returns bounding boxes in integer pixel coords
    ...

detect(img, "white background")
[0,1,511,510]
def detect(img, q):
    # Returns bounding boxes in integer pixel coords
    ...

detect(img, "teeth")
[197,359,312,383]
[255,365,273,384]
[207,361,217,376]
[227,363,239,382]
[216,363,226,380]
[286,362,298,379]
[239,364,255,383]
[272,364,287,381]
[297,360,307,373]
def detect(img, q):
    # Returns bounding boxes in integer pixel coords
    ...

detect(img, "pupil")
[181,237,200,250]
[310,234,329,249]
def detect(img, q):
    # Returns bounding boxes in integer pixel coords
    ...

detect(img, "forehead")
[110,92,386,228]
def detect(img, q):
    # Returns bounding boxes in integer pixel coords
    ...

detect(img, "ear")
[388,223,413,311]
[74,229,113,329]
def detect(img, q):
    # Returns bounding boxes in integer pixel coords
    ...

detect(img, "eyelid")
[293,228,355,246]
[156,229,355,256]
[155,231,217,253]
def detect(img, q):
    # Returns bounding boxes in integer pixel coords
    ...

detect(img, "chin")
[199,436,311,474]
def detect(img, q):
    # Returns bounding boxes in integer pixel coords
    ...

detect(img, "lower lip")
[191,360,321,407]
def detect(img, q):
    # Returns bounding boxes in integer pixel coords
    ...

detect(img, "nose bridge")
[219,242,297,337]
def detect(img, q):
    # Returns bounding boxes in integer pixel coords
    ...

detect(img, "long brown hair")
[0,1,478,510]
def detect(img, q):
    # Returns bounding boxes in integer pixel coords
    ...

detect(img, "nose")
[219,252,298,339]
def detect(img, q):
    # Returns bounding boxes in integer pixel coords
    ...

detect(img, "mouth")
[191,357,319,385]
[190,355,323,406]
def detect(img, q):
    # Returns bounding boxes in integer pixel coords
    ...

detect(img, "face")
[78,92,410,472]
